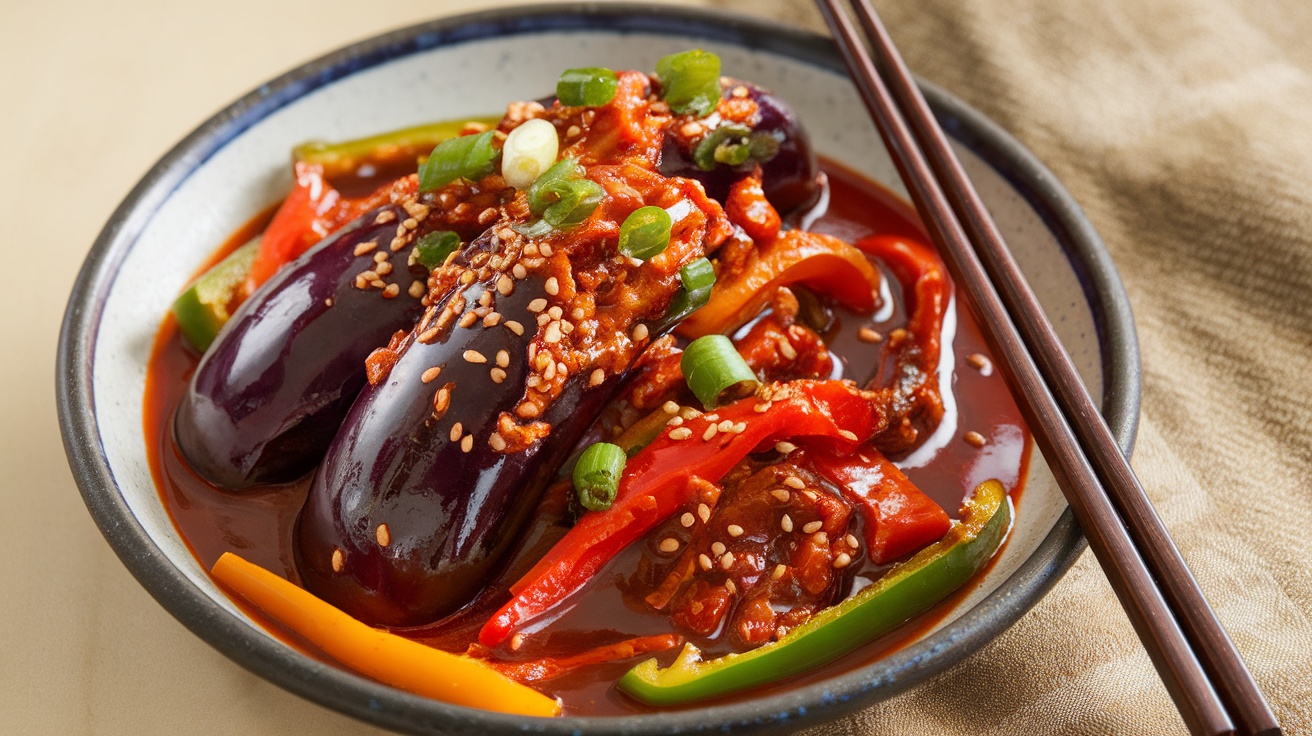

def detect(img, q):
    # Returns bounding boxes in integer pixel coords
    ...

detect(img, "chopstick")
[814,1,1280,734]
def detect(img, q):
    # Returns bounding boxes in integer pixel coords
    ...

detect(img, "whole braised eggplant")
[174,204,427,489]
[295,231,625,627]
[659,80,822,216]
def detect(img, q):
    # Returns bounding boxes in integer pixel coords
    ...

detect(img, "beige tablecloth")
[3,0,1308,733]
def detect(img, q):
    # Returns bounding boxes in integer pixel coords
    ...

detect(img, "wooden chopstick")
[835,4,1282,735]
[813,1,1272,734]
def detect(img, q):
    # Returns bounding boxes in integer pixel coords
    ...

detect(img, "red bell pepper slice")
[479,379,885,647]
[796,446,950,564]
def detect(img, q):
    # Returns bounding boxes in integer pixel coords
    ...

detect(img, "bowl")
[56,4,1140,734]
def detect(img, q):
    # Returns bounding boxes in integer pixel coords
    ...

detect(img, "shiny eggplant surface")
[659,80,821,216]
[295,234,624,628]
[174,205,425,489]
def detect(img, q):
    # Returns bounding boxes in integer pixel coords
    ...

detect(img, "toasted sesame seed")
[967,353,993,373]
[731,421,747,434]
[459,271,475,284]
[838,429,859,442]
[589,368,605,386]
[846,534,860,548]
[667,416,685,427]
[458,311,478,328]
[489,432,507,451]
[510,633,525,651]
[375,210,397,224]
[528,298,547,312]
[669,427,693,440]
[680,407,702,420]
[373,251,390,264]
[477,290,492,307]
[781,514,794,532]
[376,524,391,547]
[698,503,711,523]
[524,242,539,256]
[711,541,726,556]
[717,419,733,432]
[540,243,553,257]
[662,400,680,414]
[497,227,516,241]
[813,531,829,545]
[483,311,502,327]
[421,366,442,384]
[382,283,400,298]
[857,327,884,343]
[464,350,487,364]
[659,538,680,553]
[754,402,771,413]
[632,323,649,341]
[702,424,718,441]
[548,305,563,320]
[802,520,823,534]
[964,431,987,448]
[720,552,735,570]
[402,217,418,230]
[487,366,506,383]
[556,361,568,378]
[506,320,525,336]
[536,313,551,327]
[460,434,474,453]
[390,237,408,252]
[772,564,787,580]
[544,322,562,343]
[409,281,425,298]
[325,298,334,307]
[496,274,514,296]
[681,512,696,528]
[354,241,378,257]
[783,476,805,490]
[771,489,791,503]
[727,524,744,537]
[370,279,386,290]
[778,339,798,360]
[571,307,586,320]
[699,554,713,571]
[803,490,818,502]
[543,361,556,380]
[433,388,451,414]
[544,276,559,296]
[566,124,581,137]
[724,579,737,595]
[449,422,464,443]
[478,207,498,225]
[526,375,541,388]
[681,121,705,137]
[355,275,368,289]
[418,327,439,343]
[512,263,527,279]
[331,548,344,573]
[833,553,852,569]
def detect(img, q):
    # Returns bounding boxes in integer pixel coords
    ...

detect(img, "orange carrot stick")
[211,552,561,718]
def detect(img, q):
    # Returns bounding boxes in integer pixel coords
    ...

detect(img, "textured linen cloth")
[1,0,1307,733]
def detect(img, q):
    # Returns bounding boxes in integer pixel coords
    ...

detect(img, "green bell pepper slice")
[618,478,1013,705]
[293,117,501,179]
[171,237,261,352]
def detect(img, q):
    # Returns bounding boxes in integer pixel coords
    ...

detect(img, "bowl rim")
[56,3,1140,734]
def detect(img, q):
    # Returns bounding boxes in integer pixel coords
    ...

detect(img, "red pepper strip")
[796,446,950,564]
[475,634,683,684]
[481,379,885,647]
[677,229,883,339]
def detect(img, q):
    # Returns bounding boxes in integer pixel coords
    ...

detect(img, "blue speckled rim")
[57,4,1140,735]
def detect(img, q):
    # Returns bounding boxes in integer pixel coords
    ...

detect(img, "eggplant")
[296,231,625,627]
[174,204,427,489]
[659,80,822,216]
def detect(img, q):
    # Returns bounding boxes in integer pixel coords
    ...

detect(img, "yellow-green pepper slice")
[171,238,261,352]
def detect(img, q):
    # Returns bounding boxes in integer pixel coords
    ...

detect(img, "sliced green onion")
[415,230,461,269]
[680,334,759,409]
[501,118,559,189]
[418,130,499,192]
[664,257,716,323]
[573,442,627,511]
[526,157,584,215]
[655,49,722,118]
[618,206,673,259]
[557,67,619,107]
[542,178,605,230]
[692,125,782,171]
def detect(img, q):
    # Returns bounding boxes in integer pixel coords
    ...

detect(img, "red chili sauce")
[145,160,1031,716]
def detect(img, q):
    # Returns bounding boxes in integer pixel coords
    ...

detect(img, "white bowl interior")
[93,30,1097,660]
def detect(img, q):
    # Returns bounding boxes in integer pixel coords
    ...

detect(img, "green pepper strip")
[171,238,261,352]
[618,478,1012,705]
[293,117,501,179]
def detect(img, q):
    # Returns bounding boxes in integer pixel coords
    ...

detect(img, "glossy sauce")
[145,160,1031,715]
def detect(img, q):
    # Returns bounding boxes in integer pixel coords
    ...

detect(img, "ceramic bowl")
[57,4,1139,734]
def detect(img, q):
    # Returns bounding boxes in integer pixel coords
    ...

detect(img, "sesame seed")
[545,277,559,295]
[536,313,551,327]
[775,442,797,455]
[698,503,711,523]
[813,531,829,545]
[681,121,705,137]
[589,368,605,386]
[458,311,478,328]
[506,320,525,336]
[548,305,563,320]
[512,263,527,279]
[402,217,418,230]
[459,271,475,284]
[331,548,344,573]
[354,241,378,257]
[496,274,514,296]
[711,542,726,556]
[727,524,744,537]
[409,281,425,298]
[680,407,702,420]
[376,524,391,547]
[669,427,692,440]
[964,431,987,448]
[702,424,718,441]
[732,421,747,434]
[374,251,390,264]
[464,350,487,364]
[662,401,680,414]
[418,327,439,343]
[802,520,823,534]
[717,419,733,432]
[325,298,334,307]
[528,298,547,312]
[370,279,386,290]
[967,353,993,373]
[770,489,791,503]
[490,367,506,384]
[571,307,586,320]
[478,207,498,225]
[433,388,450,414]
[461,434,474,453]
[483,311,502,327]
[838,429,859,442]
[698,554,713,571]
[566,124,581,137]
[783,476,805,490]
[382,283,400,298]
[498,227,516,241]
[449,422,464,442]
[724,579,737,595]
[524,243,539,256]
[754,402,771,413]
[833,553,852,569]
[632,323,649,341]
[510,633,525,651]
[543,361,556,380]
[478,291,492,307]
[667,416,685,427]
[778,339,797,360]
[720,552,735,570]
[375,210,396,224]
[556,361,568,378]
[390,237,408,252]
[355,275,368,289]
[540,243,553,257]
[659,538,680,553]
[857,327,884,343]
[421,366,442,383]
[681,512,695,527]
[489,432,507,451]
[544,322,562,343]
[781,514,794,532]
[846,534,860,548]
[526,375,541,388]
[772,564,787,580]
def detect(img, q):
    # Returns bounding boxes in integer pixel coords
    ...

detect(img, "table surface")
[5,0,1309,734]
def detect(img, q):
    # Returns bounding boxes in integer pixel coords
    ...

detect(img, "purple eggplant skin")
[295,236,624,628]
[173,204,426,490]
[659,79,822,216]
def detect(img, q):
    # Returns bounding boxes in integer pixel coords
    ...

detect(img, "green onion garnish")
[655,49,722,118]
[618,206,673,259]
[526,158,585,215]
[664,257,716,323]
[557,67,619,107]
[542,178,605,230]
[692,126,782,171]
[681,334,759,409]
[414,230,461,269]
[573,442,627,511]
[418,130,499,192]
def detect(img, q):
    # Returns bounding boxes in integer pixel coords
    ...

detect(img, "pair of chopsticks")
[813,2,1280,734]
